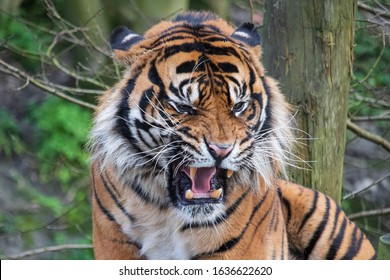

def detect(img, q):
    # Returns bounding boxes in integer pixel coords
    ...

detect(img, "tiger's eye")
[177,104,195,115]
[232,102,246,113]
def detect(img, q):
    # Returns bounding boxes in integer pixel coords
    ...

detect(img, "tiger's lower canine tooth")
[209,188,222,199]
[226,169,234,178]
[185,189,194,200]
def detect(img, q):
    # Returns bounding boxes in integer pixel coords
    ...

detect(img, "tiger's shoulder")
[277,181,376,260]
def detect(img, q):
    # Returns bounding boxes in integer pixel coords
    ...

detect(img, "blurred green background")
[0,0,389,259]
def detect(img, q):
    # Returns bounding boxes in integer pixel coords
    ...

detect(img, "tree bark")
[262,0,357,202]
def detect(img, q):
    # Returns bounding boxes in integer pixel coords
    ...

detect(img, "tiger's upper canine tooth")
[226,169,234,178]
[185,189,194,200]
[189,167,197,180]
[209,188,223,199]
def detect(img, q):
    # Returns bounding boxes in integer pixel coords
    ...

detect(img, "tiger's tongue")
[183,167,216,193]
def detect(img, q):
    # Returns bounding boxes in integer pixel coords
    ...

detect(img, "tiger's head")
[90,12,294,221]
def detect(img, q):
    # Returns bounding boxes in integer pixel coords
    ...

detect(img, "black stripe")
[150,27,229,49]
[328,205,342,241]
[100,172,136,224]
[139,88,155,112]
[279,194,292,225]
[254,77,271,134]
[176,127,198,141]
[179,141,203,156]
[130,179,169,210]
[115,79,136,143]
[326,218,347,259]
[134,119,160,148]
[341,224,362,259]
[148,60,164,88]
[248,64,256,95]
[92,168,143,250]
[239,131,252,146]
[246,101,258,122]
[298,191,319,232]
[241,194,275,258]
[163,42,240,60]
[251,199,273,239]
[176,60,197,74]
[303,196,330,258]
[134,120,155,150]
[169,83,182,98]
[217,62,238,73]
[212,189,270,254]
[92,174,115,222]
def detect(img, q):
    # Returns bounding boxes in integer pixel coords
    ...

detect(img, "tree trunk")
[262,0,357,203]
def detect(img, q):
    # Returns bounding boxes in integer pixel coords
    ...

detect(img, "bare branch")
[358,2,390,20]
[343,172,390,200]
[45,28,110,89]
[349,207,390,220]
[351,92,390,108]
[346,119,390,153]
[351,114,390,122]
[0,58,97,110]
[1,244,93,260]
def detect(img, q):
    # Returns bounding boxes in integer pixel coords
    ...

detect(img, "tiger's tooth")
[209,188,223,199]
[189,167,197,180]
[185,189,194,200]
[226,169,234,178]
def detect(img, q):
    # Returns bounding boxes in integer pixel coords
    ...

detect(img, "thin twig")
[1,244,93,260]
[346,119,390,153]
[343,172,390,200]
[349,207,390,220]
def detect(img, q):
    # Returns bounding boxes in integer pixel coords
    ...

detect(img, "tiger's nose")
[208,143,233,160]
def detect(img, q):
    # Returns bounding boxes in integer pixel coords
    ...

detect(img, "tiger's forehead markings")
[169,54,246,108]
[150,23,224,45]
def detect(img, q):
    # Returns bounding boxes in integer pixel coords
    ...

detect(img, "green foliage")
[29,97,91,185]
[0,98,93,259]
[353,29,390,87]
[0,3,52,70]
[0,16,40,52]
[344,13,390,248]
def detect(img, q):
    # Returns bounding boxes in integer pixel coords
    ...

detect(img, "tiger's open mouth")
[171,165,233,205]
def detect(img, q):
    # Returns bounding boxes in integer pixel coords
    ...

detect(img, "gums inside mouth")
[171,165,233,205]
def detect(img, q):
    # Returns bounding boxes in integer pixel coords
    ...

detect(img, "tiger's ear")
[231,23,262,57]
[110,26,144,64]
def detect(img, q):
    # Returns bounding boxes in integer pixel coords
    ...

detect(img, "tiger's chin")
[169,162,233,217]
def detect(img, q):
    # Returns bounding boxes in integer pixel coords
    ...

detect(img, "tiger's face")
[91,13,293,220]
[157,50,267,207]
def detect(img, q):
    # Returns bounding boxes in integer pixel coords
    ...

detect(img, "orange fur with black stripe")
[89,12,375,259]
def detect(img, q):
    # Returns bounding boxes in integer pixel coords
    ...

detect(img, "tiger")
[89,11,376,260]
